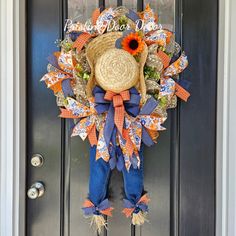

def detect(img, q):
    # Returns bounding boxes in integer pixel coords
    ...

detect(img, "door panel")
[27,0,63,235]
[26,0,217,235]
[68,2,99,235]
[179,0,217,235]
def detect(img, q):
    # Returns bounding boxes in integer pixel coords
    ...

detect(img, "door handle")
[27,182,45,199]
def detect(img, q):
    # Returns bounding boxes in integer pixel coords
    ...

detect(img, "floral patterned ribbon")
[60,97,98,146]
[59,92,166,170]
[159,52,190,102]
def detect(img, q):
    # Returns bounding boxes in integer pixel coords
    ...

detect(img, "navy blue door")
[26,0,217,235]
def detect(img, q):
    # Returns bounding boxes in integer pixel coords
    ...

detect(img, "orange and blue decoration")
[41,3,191,232]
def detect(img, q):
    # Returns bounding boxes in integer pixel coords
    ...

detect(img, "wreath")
[41,4,190,233]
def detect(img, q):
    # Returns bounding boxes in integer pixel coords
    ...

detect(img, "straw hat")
[86,32,148,100]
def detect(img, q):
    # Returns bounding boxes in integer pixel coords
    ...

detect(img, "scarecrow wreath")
[41,4,190,233]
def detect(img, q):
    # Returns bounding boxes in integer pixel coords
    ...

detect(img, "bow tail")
[87,124,98,146]
[82,200,96,216]
[129,120,142,151]
[139,115,167,145]
[138,194,150,204]
[114,106,125,135]
[104,105,115,146]
[71,117,95,140]
[122,194,150,218]
[133,151,141,169]
[97,199,114,216]
[82,199,114,217]
[100,208,114,217]
[118,134,132,171]
[122,208,135,218]
[59,108,79,119]
[123,129,134,157]
[141,115,167,131]
[96,126,110,162]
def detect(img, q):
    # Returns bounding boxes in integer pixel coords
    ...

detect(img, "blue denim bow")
[93,86,141,147]
[123,199,149,214]
[82,199,111,216]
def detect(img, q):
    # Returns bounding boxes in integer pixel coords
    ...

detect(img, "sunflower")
[121,32,145,56]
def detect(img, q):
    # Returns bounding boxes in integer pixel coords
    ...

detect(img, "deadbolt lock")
[31,154,44,167]
[27,182,45,199]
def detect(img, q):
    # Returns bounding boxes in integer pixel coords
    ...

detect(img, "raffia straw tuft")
[87,215,107,234]
[131,211,149,226]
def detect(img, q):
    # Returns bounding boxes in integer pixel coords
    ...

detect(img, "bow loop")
[113,95,124,107]
[122,194,150,217]
[82,199,114,217]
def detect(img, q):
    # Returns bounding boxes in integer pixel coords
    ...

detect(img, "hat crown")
[95,48,139,93]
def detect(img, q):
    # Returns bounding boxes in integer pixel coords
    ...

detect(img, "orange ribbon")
[73,32,92,52]
[59,108,79,119]
[87,125,98,146]
[123,129,134,157]
[157,50,171,69]
[104,90,130,135]
[175,83,190,102]
[92,8,101,25]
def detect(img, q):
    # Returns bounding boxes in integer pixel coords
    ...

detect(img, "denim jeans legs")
[88,145,144,207]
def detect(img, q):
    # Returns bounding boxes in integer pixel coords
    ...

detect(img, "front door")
[26,0,217,235]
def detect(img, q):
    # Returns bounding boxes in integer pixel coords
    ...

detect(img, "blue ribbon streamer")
[139,97,159,147]
[69,31,83,42]
[47,54,60,70]
[62,79,74,97]
[126,10,142,29]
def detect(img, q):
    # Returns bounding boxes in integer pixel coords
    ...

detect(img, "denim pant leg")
[88,146,111,206]
[122,147,144,205]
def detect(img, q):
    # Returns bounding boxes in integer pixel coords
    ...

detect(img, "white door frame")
[0,0,235,236]
[217,0,236,235]
[0,0,26,236]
